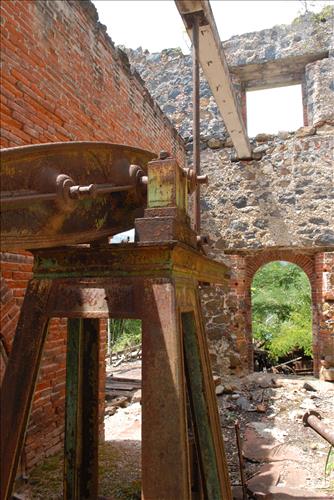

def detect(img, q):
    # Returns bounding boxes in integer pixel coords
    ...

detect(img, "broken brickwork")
[0,0,185,468]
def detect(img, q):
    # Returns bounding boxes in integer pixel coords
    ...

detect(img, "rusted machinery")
[1,143,232,499]
[303,410,334,446]
[0,142,154,251]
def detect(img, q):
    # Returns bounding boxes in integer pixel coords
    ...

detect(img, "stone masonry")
[127,6,334,377]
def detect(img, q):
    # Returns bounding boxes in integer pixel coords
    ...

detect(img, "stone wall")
[0,0,185,469]
[127,6,333,139]
[200,127,334,253]
[127,7,334,377]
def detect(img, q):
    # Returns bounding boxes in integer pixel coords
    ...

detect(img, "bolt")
[197,174,208,185]
[159,151,170,160]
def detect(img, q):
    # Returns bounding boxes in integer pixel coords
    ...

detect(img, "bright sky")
[92,1,330,136]
[93,1,330,53]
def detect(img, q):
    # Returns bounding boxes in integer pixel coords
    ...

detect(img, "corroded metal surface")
[64,318,100,500]
[0,142,155,251]
[0,279,53,500]
[303,410,334,446]
[1,152,233,499]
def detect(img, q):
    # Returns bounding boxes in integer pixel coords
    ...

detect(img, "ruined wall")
[127,7,333,139]
[127,8,334,376]
[0,0,185,469]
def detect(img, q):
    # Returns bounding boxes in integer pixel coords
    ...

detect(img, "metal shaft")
[0,184,134,207]
[303,411,334,446]
[192,14,201,234]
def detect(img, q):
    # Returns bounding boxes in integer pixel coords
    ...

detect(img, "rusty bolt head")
[302,410,321,427]
[197,174,208,185]
[159,151,170,160]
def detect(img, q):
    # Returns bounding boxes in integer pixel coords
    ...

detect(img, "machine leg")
[182,304,232,499]
[0,279,53,500]
[141,281,191,500]
[64,318,100,500]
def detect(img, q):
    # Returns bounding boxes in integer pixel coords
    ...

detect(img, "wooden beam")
[175,0,252,159]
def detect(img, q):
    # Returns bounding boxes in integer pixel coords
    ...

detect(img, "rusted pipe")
[192,14,201,234]
[0,183,135,207]
[303,410,334,446]
[235,420,247,500]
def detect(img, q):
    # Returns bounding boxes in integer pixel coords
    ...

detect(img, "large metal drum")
[0,142,155,251]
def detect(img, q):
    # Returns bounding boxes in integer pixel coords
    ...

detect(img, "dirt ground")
[14,362,334,499]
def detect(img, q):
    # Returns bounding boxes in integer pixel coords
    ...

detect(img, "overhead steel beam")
[175,0,252,159]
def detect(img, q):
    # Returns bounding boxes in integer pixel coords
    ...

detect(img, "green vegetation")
[251,261,312,360]
[108,319,141,353]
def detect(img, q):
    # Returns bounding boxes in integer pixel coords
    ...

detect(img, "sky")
[92,1,330,54]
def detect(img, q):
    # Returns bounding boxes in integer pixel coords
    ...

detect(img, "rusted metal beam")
[303,410,334,446]
[192,14,201,233]
[64,318,100,500]
[175,0,252,159]
[32,244,230,288]
[182,311,232,498]
[0,279,53,500]
[141,281,190,499]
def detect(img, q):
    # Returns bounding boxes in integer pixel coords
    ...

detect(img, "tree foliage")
[107,319,141,353]
[251,261,312,360]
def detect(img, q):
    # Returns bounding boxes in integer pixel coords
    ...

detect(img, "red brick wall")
[0,0,185,470]
[0,0,185,160]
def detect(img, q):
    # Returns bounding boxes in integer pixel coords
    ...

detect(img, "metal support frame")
[1,155,232,499]
[192,14,201,233]
[64,318,100,499]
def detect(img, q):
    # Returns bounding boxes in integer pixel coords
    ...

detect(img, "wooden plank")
[64,318,100,500]
[141,281,191,500]
[1,279,53,500]
[175,0,252,159]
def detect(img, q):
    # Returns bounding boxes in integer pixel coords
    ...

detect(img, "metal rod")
[235,420,247,500]
[303,411,334,446]
[192,14,201,234]
[0,184,134,206]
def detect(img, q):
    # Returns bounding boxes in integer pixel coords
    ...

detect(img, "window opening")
[246,84,304,137]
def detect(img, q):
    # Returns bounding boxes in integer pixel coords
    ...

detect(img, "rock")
[256,403,267,413]
[255,133,274,143]
[207,137,224,149]
[236,395,253,410]
[243,428,301,462]
[213,374,222,386]
[131,389,142,403]
[278,130,290,140]
[316,122,334,135]
[253,144,269,154]
[303,382,317,392]
[105,405,117,416]
[295,125,316,137]
[215,384,224,395]
[107,396,129,408]
[224,137,233,147]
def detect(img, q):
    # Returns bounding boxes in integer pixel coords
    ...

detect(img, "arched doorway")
[251,261,313,372]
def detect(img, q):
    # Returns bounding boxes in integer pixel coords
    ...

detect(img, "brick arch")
[242,251,319,373]
[245,251,315,285]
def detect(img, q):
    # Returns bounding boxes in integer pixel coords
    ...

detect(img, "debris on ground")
[14,362,334,499]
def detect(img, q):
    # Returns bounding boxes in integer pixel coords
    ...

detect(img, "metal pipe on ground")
[303,410,334,446]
